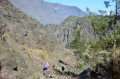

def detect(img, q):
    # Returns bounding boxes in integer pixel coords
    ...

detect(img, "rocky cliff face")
[45,22,76,45]
[45,16,96,46]
[9,0,87,25]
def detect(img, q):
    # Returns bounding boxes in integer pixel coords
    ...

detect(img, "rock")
[45,16,96,46]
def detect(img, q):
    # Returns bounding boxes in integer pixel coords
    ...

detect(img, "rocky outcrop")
[45,16,97,46]
[45,22,76,45]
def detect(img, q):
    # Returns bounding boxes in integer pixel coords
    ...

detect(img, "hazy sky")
[44,0,115,14]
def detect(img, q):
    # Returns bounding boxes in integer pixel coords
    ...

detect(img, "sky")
[44,0,115,15]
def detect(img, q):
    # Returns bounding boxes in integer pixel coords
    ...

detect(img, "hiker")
[62,66,65,72]
[43,62,49,76]
[61,66,65,75]
[0,61,2,71]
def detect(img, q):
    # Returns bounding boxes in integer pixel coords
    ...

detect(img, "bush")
[90,40,105,52]
[90,34,120,52]
[69,30,87,53]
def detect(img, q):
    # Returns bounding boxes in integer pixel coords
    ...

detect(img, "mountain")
[0,0,79,78]
[9,0,87,25]
[0,0,116,79]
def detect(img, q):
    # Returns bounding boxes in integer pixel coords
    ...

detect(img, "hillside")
[0,0,119,79]
[0,0,79,79]
[9,0,87,25]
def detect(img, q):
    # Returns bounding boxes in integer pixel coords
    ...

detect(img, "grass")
[38,49,49,59]
[62,16,79,24]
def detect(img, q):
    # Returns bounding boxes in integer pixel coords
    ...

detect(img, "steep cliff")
[45,16,96,46]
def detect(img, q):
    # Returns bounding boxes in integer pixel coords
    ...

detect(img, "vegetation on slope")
[62,16,79,24]
[67,9,120,74]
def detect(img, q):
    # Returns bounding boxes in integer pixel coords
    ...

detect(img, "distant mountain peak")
[9,0,87,25]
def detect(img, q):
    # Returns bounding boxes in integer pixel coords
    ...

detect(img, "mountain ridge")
[9,0,87,25]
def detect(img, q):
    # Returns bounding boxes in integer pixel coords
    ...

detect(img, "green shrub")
[90,40,104,52]
[90,34,120,52]
[69,30,87,53]
[77,62,85,70]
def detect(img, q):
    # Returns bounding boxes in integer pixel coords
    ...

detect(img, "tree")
[91,14,110,40]
[104,1,120,78]
[86,7,94,16]
[98,10,107,15]
[104,0,120,23]
[104,0,120,50]
[86,8,111,40]
[104,1,110,8]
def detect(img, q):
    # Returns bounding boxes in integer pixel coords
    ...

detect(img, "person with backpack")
[43,62,49,76]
